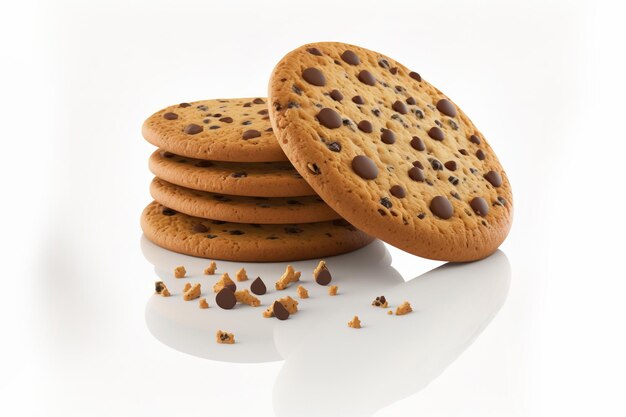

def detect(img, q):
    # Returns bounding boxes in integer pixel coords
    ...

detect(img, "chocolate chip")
[476,149,486,160]
[409,71,422,82]
[315,268,332,286]
[316,108,342,129]
[392,100,408,114]
[292,84,302,95]
[229,230,244,235]
[242,129,261,140]
[406,97,416,105]
[496,196,507,206]
[371,108,380,117]
[231,171,247,178]
[358,70,376,86]
[163,112,178,120]
[428,126,444,141]
[380,197,393,208]
[257,109,268,115]
[179,103,191,108]
[430,196,454,219]
[192,223,208,233]
[273,301,290,320]
[381,129,396,144]
[436,99,457,117]
[358,120,373,133]
[408,166,425,182]
[417,213,426,219]
[429,158,443,170]
[253,98,265,104]
[451,191,461,200]
[484,171,502,187]
[449,120,459,130]
[307,47,322,56]
[206,234,217,239]
[414,108,424,119]
[242,120,252,125]
[284,227,303,234]
[410,136,426,151]
[413,161,424,169]
[197,105,208,111]
[209,125,220,130]
[219,117,233,123]
[184,124,203,135]
[327,141,342,152]
[215,288,236,310]
[352,95,365,105]
[195,160,213,167]
[307,163,321,175]
[470,134,481,145]
[155,281,165,293]
[390,185,406,198]
[330,89,343,101]
[351,155,378,179]
[302,67,326,86]
[444,161,457,171]
[162,207,176,216]
[448,176,459,185]
[459,149,469,156]
[250,277,266,295]
[470,197,489,216]
[341,50,360,65]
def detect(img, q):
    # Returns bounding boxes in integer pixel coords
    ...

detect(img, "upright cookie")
[150,177,340,224]
[149,149,315,197]
[140,201,374,262]
[268,42,512,261]
[142,98,288,162]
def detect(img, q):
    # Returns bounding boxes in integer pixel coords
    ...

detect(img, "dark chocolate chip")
[316,108,342,129]
[408,166,425,182]
[215,288,236,310]
[273,301,290,320]
[206,234,217,239]
[242,129,261,140]
[229,230,244,235]
[410,136,426,151]
[476,150,486,160]
[484,171,503,187]
[162,207,176,216]
[470,134,481,145]
[292,84,302,95]
[184,124,203,135]
[429,158,443,170]
[428,126,444,141]
[444,161,457,171]
[392,100,408,114]
[406,97,416,105]
[352,95,365,105]
[436,99,457,117]
[315,268,332,286]
[192,223,208,233]
[351,155,378,179]
[371,108,381,117]
[380,197,393,208]
[390,185,406,198]
[327,141,342,152]
[390,67,398,74]
[381,129,396,144]
[409,71,422,82]
[341,50,360,65]
[163,112,178,120]
[302,67,326,86]
[330,89,343,101]
[257,109,268,115]
[155,281,165,293]
[197,105,208,111]
[284,227,303,234]
[459,149,469,156]
[451,191,461,200]
[430,196,454,219]
[253,98,265,104]
[219,117,233,123]
[358,70,376,86]
[194,160,213,167]
[358,120,373,133]
[378,58,390,69]
[179,103,191,108]
[413,160,424,169]
[470,197,489,216]
[448,176,459,185]
[307,47,322,56]
[250,277,266,295]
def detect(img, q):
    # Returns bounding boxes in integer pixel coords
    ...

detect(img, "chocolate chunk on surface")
[216,287,237,309]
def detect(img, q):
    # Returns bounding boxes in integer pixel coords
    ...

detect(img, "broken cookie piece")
[372,295,388,308]
[313,260,332,285]
[235,289,261,307]
[203,261,217,275]
[296,285,309,299]
[348,316,361,328]
[174,265,186,278]
[395,301,413,316]
[154,281,170,297]
[183,283,201,301]
[213,273,237,293]
[235,267,248,282]
[216,330,235,344]
[263,296,299,318]
[199,297,209,308]
[328,285,338,296]
[275,265,301,290]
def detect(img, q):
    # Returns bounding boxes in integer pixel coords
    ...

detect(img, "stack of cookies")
[142,42,513,263]
[140,97,374,262]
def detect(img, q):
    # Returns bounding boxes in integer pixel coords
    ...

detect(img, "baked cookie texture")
[142,98,288,162]
[140,201,373,262]
[268,42,512,261]
[149,149,315,197]
[150,177,339,224]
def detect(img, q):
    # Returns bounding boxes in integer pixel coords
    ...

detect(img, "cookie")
[142,98,288,162]
[268,42,512,262]
[149,149,315,197]
[140,201,374,262]
[149,177,340,224]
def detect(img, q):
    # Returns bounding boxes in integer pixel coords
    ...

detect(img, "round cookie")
[268,42,512,262]
[149,149,315,197]
[140,201,374,262]
[150,177,340,224]
[142,98,288,162]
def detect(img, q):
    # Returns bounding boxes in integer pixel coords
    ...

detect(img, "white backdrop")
[1,0,625,416]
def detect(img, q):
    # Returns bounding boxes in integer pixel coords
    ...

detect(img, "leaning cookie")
[268,42,512,262]
[142,98,287,162]
[140,201,374,262]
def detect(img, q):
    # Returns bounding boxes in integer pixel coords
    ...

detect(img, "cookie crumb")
[313,260,332,285]
[263,296,299,318]
[348,315,361,328]
[372,295,388,308]
[199,297,209,308]
[216,330,235,344]
[213,273,236,293]
[235,267,248,282]
[183,283,201,301]
[296,285,309,299]
[235,289,261,307]
[328,285,338,296]
[395,301,413,316]
[154,281,170,297]
[387,310,393,315]
[174,266,186,278]
[275,265,301,290]
[203,261,217,275]
[313,260,326,277]
[183,282,191,292]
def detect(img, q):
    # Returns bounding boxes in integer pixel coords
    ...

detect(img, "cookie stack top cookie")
[268,42,512,261]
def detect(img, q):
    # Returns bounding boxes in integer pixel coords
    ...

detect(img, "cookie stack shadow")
[140,98,374,262]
